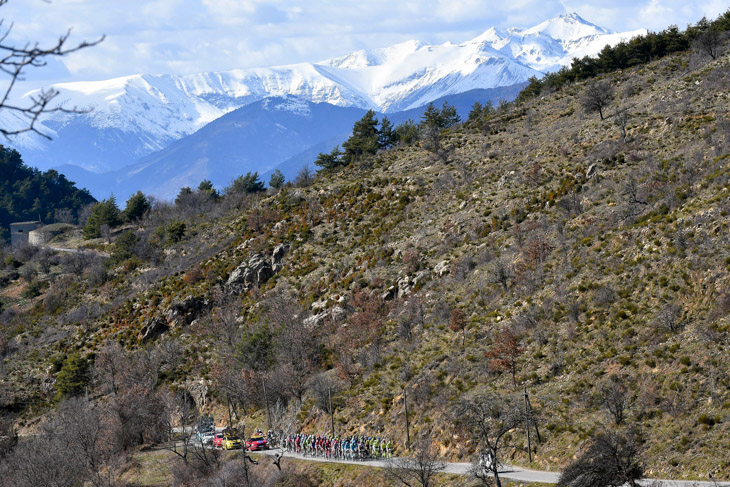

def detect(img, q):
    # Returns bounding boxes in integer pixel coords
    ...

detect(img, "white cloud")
[0,0,721,82]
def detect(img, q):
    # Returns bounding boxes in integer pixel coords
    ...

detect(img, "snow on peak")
[523,12,611,41]
[8,13,645,173]
[472,26,507,44]
[324,40,424,69]
[261,96,312,117]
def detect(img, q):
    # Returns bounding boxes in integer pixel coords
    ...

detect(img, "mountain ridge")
[8,13,644,174]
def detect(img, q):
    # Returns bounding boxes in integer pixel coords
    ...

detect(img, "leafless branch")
[0,1,104,139]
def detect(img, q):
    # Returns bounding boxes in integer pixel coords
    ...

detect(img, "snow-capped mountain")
[8,13,645,175]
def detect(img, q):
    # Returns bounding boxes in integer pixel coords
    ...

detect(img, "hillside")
[0,33,729,485]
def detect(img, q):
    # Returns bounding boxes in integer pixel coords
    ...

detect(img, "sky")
[2,0,726,83]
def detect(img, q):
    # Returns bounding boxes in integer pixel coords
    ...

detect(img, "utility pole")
[329,386,335,438]
[524,384,532,462]
[525,386,541,442]
[404,387,411,451]
[262,376,271,431]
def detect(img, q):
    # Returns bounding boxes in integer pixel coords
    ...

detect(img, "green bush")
[54,352,91,400]
[83,197,122,239]
[166,221,186,242]
[22,280,44,299]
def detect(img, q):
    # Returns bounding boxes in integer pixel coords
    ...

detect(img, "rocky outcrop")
[141,318,169,342]
[167,295,209,326]
[186,379,209,409]
[433,260,450,277]
[272,243,289,272]
[303,305,346,328]
[227,244,289,294]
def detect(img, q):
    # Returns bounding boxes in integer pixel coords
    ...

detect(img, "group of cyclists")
[283,433,395,460]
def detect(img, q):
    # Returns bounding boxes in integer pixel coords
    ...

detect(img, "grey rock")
[167,295,209,326]
[412,270,429,289]
[141,318,169,342]
[304,310,328,328]
[397,276,411,298]
[272,243,289,264]
[227,252,275,293]
[382,285,397,301]
[586,163,598,179]
[330,306,346,322]
[434,260,450,277]
[271,243,289,272]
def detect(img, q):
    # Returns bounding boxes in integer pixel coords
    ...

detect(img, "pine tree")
[314,146,344,170]
[421,102,443,129]
[123,191,150,223]
[378,116,397,149]
[440,101,460,128]
[54,353,90,399]
[226,172,265,194]
[342,110,380,164]
[269,169,285,189]
[468,102,483,123]
[394,119,420,145]
[83,197,121,239]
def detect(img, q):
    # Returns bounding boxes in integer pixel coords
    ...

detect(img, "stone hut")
[9,221,42,247]
[28,223,74,246]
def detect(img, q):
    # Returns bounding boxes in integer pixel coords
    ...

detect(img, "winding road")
[253,447,727,486]
[178,428,726,486]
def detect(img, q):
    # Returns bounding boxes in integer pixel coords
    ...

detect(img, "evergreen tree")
[175,187,194,207]
[468,101,484,123]
[314,145,344,170]
[269,169,285,189]
[197,179,219,200]
[378,116,397,149]
[421,102,443,129]
[83,197,121,239]
[440,101,460,128]
[394,119,420,145]
[122,191,150,223]
[54,353,91,399]
[226,172,265,194]
[166,221,186,242]
[342,109,380,164]
[112,230,139,263]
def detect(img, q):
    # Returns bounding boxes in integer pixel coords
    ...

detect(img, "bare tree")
[449,307,467,346]
[2,397,126,487]
[385,436,445,487]
[486,327,523,388]
[558,429,644,487]
[165,389,199,466]
[581,80,614,120]
[454,393,525,487]
[307,371,343,415]
[614,105,631,142]
[94,341,127,396]
[0,0,104,138]
[486,256,513,290]
[654,302,683,333]
[597,375,631,425]
[295,163,314,187]
[694,28,722,60]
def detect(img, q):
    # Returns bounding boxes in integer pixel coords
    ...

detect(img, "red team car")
[245,434,268,451]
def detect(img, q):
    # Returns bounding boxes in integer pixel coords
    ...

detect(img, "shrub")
[82,197,121,239]
[54,353,91,400]
[166,221,186,242]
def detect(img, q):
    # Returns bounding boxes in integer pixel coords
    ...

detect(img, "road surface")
[175,428,726,486]
[252,447,726,486]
